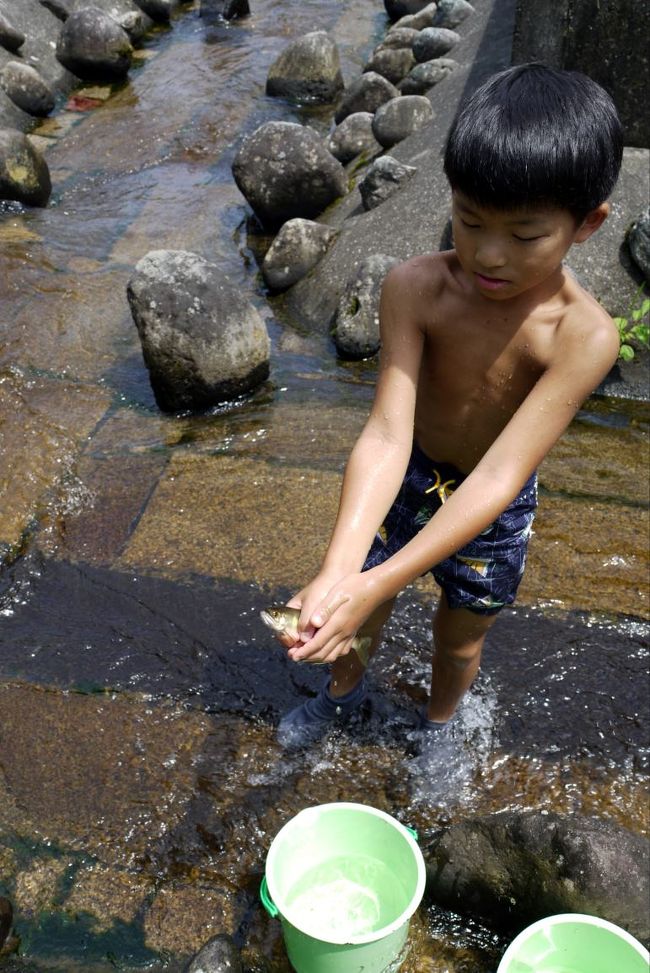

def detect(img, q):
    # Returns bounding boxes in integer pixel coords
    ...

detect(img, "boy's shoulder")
[554,272,620,353]
[384,250,460,301]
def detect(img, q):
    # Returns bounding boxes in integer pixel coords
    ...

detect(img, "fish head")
[260,605,299,637]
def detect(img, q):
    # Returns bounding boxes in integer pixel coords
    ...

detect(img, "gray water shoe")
[407,710,472,803]
[278,677,368,748]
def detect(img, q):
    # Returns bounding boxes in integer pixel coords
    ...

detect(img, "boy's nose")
[475,243,507,269]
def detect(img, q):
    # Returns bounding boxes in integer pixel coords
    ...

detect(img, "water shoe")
[278,677,368,748]
[407,710,472,804]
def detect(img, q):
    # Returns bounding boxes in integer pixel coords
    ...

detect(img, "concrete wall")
[512,0,650,148]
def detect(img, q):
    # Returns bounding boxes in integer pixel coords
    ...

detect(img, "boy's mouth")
[475,272,509,290]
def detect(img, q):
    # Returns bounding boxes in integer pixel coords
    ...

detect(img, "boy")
[278,63,623,747]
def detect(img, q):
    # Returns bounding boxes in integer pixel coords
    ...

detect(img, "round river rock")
[266,30,344,104]
[56,7,133,82]
[232,120,347,229]
[0,128,51,206]
[127,250,271,412]
[0,61,55,117]
[372,94,434,148]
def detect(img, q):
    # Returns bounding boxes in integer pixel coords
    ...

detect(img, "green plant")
[613,290,650,361]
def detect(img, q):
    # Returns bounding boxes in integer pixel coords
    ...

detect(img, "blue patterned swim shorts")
[363,441,537,614]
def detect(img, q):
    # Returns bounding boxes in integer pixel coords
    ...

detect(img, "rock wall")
[512,0,650,149]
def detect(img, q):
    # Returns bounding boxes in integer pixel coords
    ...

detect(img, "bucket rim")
[265,801,426,946]
[496,912,650,971]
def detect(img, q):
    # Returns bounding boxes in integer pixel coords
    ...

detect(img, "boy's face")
[450,192,603,301]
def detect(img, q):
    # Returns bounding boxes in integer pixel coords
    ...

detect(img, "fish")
[259,605,372,667]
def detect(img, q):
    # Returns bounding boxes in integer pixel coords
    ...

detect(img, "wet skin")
[284,191,620,687]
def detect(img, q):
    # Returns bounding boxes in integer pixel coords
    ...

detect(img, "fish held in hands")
[259,605,371,667]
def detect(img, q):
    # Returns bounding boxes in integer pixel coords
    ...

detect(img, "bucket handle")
[404,824,418,841]
[260,876,279,918]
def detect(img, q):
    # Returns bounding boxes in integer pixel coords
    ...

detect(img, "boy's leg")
[427,592,497,722]
[329,597,396,697]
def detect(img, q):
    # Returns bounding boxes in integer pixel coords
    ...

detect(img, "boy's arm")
[289,263,426,639]
[291,306,620,662]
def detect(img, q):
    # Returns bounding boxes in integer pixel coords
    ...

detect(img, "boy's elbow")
[473,463,529,510]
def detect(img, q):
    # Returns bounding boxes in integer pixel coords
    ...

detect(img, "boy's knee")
[434,638,482,671]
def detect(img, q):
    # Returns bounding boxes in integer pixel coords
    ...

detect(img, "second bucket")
[261,802,426,973]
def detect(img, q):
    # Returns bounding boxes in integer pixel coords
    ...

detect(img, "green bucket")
[497,913,650,973]
[260,802,426,973]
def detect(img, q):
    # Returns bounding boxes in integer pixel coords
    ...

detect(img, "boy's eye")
[460,219,480,228]
[513,234,543,242]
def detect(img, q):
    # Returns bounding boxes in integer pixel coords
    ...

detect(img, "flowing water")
[0,2,649,971]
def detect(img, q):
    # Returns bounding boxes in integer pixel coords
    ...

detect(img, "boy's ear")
[574,203,610,243]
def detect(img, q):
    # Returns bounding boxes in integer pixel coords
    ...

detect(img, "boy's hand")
[288,572,379,664]
[275,568,347,650]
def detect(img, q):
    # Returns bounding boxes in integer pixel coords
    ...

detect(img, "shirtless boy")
[278,63,624,747]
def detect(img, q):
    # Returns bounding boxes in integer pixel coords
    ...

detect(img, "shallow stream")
[0,2,648,971]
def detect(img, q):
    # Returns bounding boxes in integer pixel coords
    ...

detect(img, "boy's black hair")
[444,62,624,220]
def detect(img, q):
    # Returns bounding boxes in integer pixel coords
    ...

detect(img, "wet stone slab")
[539,398,650,506]
[62,864,153,932]
[118,453,343,591]
[0,373,111,560]
[108,169,247,267]
[143,883,237,956]
[114,444,648,617]
[0,683,211,869]
[519,491,649,618]
[0,557,647,773]
[46,451,169,566]
[9,266,137,383]
[84,396,367,469]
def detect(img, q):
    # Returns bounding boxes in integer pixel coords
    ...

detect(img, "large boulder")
[184,934,243,973]
[371,93,434,148]
[423,811,650,946]
[0,128,51,206]
[327,111,382,164]
[266,30,344,104]
[359,155,417,211]
[364,47,416,86]
[56,7,133,81]
[377,27,419,50]
[412,26,460,61]
[0,62,56,117]
[334,71,400,124]
[68,0,150,43]
[262,218,336,292]
[127,250,271,412]
[232,121,347,229]
[432,0,475,28]
[398,57,457,94]
[333,254,399,359]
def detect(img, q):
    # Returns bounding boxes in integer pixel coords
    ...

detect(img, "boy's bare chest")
[414,308,552,465]
[423,312,549,400]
